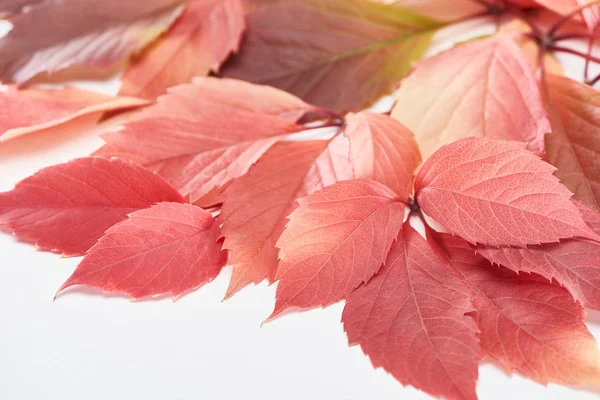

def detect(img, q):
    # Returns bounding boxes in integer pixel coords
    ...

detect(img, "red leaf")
[415,137,596,247]
[120,0,245,99]
[0,86,148,142]
[435,232,600,387]
[58,202,225,300]
[270,179,404,319]
[221,0,441,113]
[0,0,183,83]
[544,73,600,210]
[96,77,320,205]
[392,36,550,160]
[0,157,185,256]
[343,225,480,400]
[344,112,421,200]
[475,202,600,310]
[477,239,600,310]
[219,137,353,298]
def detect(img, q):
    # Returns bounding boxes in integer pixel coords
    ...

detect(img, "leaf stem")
[588,72,600,86]
[548,44,600,65]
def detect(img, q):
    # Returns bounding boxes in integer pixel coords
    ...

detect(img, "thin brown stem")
[589,72,600,86]
[584,27,599,82]
[554,33,594,41]
[548,44,600,65]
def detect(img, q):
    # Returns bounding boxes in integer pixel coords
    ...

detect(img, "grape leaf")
[0,86,148,142]
[219,137,353,298]
[415,137,597,247]
[392,36,551,160]
[96,77,321,205]
[0,157,185,256]
[343,225,480,400]
[0,0,184,83]
[270,179,404,319]
[58,202,225,299]
[344,112,421,200]
[435,232,600,387]
[221,0,442,113]
[375,0,486,22]
[120,0,245,99]
[544,73,600,210]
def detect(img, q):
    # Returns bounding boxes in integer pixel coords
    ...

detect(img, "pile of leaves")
[3,0,600,398]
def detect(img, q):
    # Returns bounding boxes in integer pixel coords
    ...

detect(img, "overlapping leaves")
[3,1,600,399]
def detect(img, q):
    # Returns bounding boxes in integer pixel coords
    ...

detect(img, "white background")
[1,16,600,400]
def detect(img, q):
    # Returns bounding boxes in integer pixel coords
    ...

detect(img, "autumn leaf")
[344,112,421,200]
[474,201,600,310]
[528,0,599,30]
[375,0,487,22]
[96,77,321,205]
[57,202,225,300]
[0,157,185,256]
[0,0,42,18]
[544,73,600,210]
[0,0,184,83]
[415,137,596,247]
[120,0,245,99]
[221,0,442,113]
[435,232,600,387]
[219,137,353,298]
[0,86,148,142]
[392,36,551,159]
[270,179,404,319]
[343,225,481,400]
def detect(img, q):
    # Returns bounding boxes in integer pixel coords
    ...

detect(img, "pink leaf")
[343,225,481,400]
[120,0,245,99]
[344,112,421,200]
[435,232,600,387]
[219,137,353,298]
[96,77,320,205]
[0,86,148,142]
[270,179,404,319]
[415,137,596,247]
[392,36,550,160]
[58,202,225,300]
[0,157,185,256]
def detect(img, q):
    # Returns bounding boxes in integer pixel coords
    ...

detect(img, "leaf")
[375,0,486,22]
[221,0,441,113]
[391,36,551,160]
[58,202,225,299]
[344,112,421,200]
[435,232,600,387]
[415,137,597,247]
[544,73,600,210]
[0,0,42,17]
[0,157,185,256]
[477,239,600,310]
[343,225,480,400]
[0,0,183,83]
[219,137,354,298]
[119,0,245,99]
[475,201,600,310]
[528,0,599,30]
[0,86,149,142]
[96,77,320,205]
[270,179,404,319]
